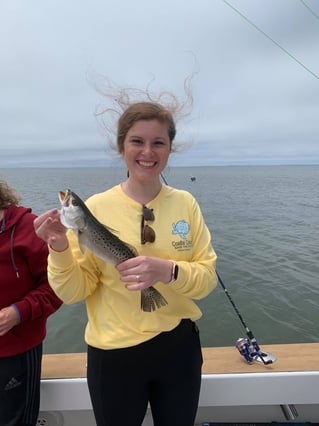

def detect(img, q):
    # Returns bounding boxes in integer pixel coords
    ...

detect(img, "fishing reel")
[236,337,276,365]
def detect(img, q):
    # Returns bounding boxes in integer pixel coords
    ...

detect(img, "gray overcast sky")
[1,0,318,168]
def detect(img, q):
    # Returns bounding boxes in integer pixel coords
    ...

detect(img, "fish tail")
[141,287,168,312]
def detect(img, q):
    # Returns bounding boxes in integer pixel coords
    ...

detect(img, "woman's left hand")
[116,256,173,291]
[0,306,20,336]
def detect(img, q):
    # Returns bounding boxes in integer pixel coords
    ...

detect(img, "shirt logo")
[172,220,190,240]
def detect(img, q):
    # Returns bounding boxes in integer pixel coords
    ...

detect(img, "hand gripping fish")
[59,189,168,312]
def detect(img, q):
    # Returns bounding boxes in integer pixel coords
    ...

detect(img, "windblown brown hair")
[0,180,21,209]
[93,74,195,156]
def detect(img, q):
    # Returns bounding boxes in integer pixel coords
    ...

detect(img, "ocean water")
[1,165,318,353]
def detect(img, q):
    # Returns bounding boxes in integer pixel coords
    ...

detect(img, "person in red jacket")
[0,179,62,426]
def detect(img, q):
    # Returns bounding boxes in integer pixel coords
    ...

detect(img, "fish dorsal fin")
[101,223,118,235]
[100,223,138,256]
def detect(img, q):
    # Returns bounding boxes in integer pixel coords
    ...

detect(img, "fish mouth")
[59,189,72,207]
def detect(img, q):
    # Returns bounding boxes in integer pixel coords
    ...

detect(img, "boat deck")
[41,342,319,379]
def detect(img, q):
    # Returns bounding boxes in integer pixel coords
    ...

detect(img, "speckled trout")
[59,189,167,312]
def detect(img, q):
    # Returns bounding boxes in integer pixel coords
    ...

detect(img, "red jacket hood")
[1,205,32,231]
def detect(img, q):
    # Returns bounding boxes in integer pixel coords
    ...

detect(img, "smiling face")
[122,119,171,182]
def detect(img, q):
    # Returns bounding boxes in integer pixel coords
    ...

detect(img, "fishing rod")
[160,172,168,185]
[216,271,276,365]
[160,172,276,365]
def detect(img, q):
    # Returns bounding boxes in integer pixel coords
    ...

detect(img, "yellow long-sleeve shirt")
[48,184,217,349]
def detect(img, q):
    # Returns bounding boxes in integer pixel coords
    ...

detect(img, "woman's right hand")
[34,209,69,252]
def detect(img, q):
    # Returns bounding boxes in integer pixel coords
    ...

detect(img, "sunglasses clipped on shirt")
[141,205,156,244]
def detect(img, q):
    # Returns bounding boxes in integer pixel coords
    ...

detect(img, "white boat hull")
[39,343,319,424]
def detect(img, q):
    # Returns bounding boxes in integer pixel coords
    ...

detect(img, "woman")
[0,180,62,426]
[34,97,218,426]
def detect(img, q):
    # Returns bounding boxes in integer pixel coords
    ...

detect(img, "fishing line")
[299,0,319,21]
[221,0,319,80]
[160,172,256,338]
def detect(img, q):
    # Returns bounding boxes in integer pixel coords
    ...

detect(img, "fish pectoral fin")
[79,243,87,255]
[77,233,88,255]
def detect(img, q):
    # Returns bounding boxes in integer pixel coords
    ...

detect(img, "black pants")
[0,343,42,426]
[87,319,203,426]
